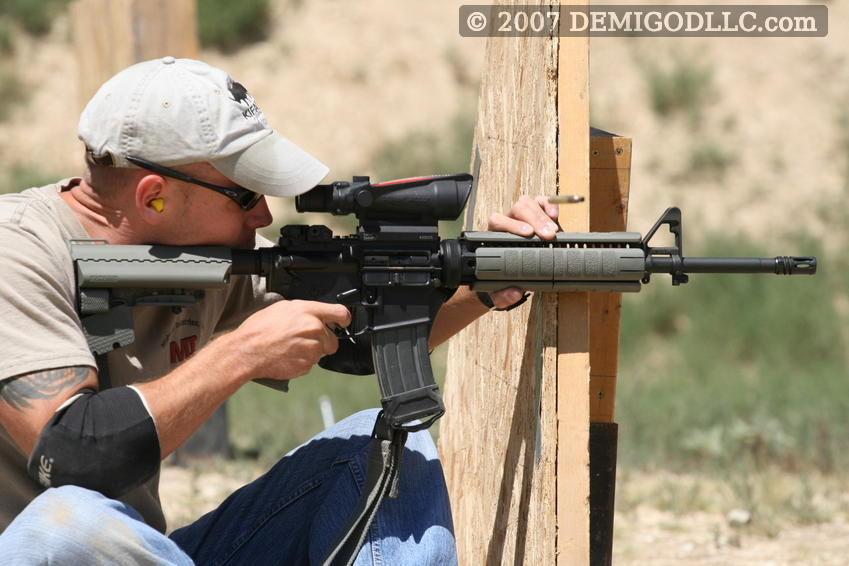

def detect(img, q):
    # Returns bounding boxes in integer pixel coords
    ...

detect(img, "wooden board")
[72,0,198,109]
[588,132,632,423]
[439,1,596,562]
[556,7,591,562]
[71,0,225,463]
[438,17,560,565]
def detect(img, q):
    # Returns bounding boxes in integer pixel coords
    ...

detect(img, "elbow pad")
[27,386,160,498]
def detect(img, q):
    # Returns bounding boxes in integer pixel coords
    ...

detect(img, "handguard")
[28,387,160,498]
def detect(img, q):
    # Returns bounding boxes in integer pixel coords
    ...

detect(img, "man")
[0,57,561,564]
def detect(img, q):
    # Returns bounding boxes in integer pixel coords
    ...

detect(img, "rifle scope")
[296,174,473,223]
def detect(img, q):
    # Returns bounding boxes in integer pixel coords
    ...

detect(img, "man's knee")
[332,408,382,439]
[2,486,192,566]
[1,487,118,562]
[404,425,439,461]
[336,408,440,461]
[8,485,130,537]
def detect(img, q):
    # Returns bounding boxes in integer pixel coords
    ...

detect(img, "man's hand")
[233,300,352,381]
[430,195,560,345]
[485,195,560,309]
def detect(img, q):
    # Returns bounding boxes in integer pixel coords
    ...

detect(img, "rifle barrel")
[645,256,817,275]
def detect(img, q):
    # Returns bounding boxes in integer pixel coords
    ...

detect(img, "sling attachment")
[95,352,112,390]
[319,411,408,566]
[476,291,531,312]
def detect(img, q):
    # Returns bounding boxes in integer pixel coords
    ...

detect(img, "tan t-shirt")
[0,179,278,532]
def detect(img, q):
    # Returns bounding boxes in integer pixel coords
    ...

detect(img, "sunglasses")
[125,155,263,210]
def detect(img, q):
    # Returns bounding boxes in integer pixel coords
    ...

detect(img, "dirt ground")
[614,506,849,566]
[160,464,849,565]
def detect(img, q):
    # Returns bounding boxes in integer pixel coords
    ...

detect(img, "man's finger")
[535,196,560,220]
[320,328,340,356]
[509,197,559,239]
[489,287,526,309]
[311,303,353,327]
[487,212,535,236]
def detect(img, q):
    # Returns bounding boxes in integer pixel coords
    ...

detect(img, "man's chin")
[235,234,258,250]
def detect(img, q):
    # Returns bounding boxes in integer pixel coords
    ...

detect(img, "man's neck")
[59,178,145,245]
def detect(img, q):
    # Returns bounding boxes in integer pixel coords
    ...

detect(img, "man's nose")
[246,196,273,229]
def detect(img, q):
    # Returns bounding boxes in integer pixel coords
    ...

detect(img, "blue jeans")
[0,409,457,565]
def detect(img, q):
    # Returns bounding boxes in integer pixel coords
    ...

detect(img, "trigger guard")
[319,339,374,375]
[318,304,375,375]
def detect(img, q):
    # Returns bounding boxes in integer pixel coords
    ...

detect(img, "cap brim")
[209,132,329,197]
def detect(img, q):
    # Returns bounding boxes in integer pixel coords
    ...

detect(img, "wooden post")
[439,9,560,563]
[440,5,633,564]
[70,0,222,462]
[557,2,591,562]
[71,0,198,109]
[439,1,593,563]
[588,130,632,424]
[588,129,632,566]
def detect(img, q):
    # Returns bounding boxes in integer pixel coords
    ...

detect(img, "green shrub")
[0,64,26,122]
[684,140,736,182]
[838,108,849,194]
[197,0,271,52]
[229,368,381,462]
[640,54,714,125]
[371,111,476,182]
[0,19,12,53]
[617,233,846,473]
[0,0,70,36]
[0,164,60,194]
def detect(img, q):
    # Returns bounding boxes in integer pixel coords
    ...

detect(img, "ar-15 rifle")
[71,174,817,430]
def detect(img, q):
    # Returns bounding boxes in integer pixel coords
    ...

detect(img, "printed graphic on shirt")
[170,335,198,364]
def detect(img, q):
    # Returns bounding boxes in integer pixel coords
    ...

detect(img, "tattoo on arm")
[0,367,90,412]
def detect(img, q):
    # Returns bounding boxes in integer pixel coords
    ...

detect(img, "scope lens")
[295,184,333,212]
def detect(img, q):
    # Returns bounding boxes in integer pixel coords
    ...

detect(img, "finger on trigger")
[337,305,352,327]
[319,303,352,327]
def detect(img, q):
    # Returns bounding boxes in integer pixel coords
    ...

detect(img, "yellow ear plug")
[149,198,164,213]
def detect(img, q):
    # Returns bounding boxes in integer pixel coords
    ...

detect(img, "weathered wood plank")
[71,0,222,463]
[556,4,591,560]
[589,133,632,423]
[72,0,198,108]
[438,11,560,564]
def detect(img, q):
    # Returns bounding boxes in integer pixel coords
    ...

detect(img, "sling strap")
[95,352,112,390]
[319,411,408,566]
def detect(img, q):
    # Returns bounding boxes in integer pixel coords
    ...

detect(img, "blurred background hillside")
[1,0,847,562]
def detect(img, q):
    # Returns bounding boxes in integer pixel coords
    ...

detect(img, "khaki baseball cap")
[78,56,329,197]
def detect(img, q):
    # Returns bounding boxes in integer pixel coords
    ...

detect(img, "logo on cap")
[227,77,261,121]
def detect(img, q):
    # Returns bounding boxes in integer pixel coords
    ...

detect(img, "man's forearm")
[135,332,251,459]
[429,286,491,350]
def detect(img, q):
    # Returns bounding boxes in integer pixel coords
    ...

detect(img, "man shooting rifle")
[0,57,549,565]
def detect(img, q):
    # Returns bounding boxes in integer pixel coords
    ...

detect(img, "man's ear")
[134,174,169,224]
